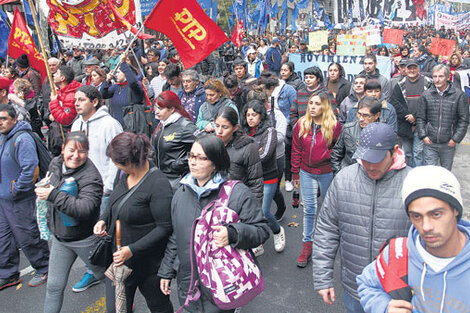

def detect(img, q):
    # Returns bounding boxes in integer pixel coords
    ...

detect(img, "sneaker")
[252,245,264,257]
[275,213,284,223]
[28,273,47,287]
[273,226,286,252]
[0,274,21,291]
[72,272,100,293]
[285,180,294,192]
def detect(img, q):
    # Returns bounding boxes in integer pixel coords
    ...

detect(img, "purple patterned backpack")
[177,181,264,312]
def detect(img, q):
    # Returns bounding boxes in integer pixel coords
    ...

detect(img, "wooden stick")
[116,220,121,250]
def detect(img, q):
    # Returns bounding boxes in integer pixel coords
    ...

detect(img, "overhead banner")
[435,11,470,30]
[39,0,143,49]
[334,0,426,25]
[289,54,393,83]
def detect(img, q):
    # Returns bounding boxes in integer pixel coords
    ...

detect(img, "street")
[1,127,470,313]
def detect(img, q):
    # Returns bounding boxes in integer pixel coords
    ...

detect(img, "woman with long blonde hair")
[291,92,341,268]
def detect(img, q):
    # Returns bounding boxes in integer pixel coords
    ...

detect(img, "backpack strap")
[376,237,409,296]
[9,130,29,165]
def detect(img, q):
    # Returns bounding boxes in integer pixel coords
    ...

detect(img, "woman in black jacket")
[242,100,286,253]
[94,132,173,313]
[158,135,269,313]
[152,91,197,191]
[35,132,105,313]
[214,106,264,202]
[280,61,305,92]
[326,62,351,110]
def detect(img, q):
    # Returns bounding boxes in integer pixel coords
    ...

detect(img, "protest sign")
[430,38,456,57]
[352,25,381,46]
[383,28,403,45]
[457,69,470,99]
[435,11,470,30]
[308,30,329,51]
[290,53,392,83]
[337,34,367,56]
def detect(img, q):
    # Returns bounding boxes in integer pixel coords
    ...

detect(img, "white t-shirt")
[416,237,455,273]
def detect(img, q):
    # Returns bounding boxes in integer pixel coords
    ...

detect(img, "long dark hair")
[242,100,270,134]
[194,134,230,176]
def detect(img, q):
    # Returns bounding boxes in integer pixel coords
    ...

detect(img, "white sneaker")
[252,245,264,257]
[273,226,286,252]
[285,180,294,192]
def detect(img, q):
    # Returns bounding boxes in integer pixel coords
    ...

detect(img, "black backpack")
[10,129,52,180]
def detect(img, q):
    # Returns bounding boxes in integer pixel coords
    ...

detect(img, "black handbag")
[88,168,157,267]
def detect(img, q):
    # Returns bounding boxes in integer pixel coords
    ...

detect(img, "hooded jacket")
[158,174,269,309]
[312,157,411,300]
[248,122,278,181]
[226,132,264,202]
[284,72,305,92]
[291,119,341,179]
[416,82,469,144]
[71,106,123,194]
[358,68,392,100]
[0,121,38,200]
[357,219,470,313]
[49,80,83,126]
[246,56,264,78]
[196,96,238,130]
[46,157,103,242]
[339,90,361,124]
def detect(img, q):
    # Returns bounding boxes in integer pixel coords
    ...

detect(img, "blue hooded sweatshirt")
[0,121,38,200]
[357,219,470,313]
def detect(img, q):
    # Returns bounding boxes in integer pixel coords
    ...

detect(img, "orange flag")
[8,8,47,81]
[231,20,244,48]
[144,0,229,69]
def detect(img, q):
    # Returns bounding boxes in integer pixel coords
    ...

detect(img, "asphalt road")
[2,127,470,313]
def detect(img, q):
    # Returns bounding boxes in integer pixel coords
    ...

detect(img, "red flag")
[144,0,229,69]
[231,20,244,48]
[106,1,154,40]
[0,0,17,4]
[8,8,46,81]
[382,28,403,45]
[430,38,456,57]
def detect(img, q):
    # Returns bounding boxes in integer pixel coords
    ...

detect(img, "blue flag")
[377,9,384,24]
[349,6,354,28]
[271,0,279,17]
[0,9,9,59]
[280,0,287,32]
[22,0,35,26]
[324,13,333,30]
[291,5,299,31]
[297,0,309,9]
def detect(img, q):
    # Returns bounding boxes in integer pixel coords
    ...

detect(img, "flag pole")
[111,24,145,76]
[26,0,55,96]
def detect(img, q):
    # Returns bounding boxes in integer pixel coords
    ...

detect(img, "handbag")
[89,168,157,267]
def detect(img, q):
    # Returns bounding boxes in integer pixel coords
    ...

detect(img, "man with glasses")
[178,70,206,121]
[390,59,433,167]
[347,79,397,132]
[331,96,382,174]
[339,74,367,124]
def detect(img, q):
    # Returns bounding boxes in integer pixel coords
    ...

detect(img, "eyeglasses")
[188,152,209,162]
[356,112,376,119]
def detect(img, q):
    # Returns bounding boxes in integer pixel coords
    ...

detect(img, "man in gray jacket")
[313,122,411,313]
[416,64,469,170]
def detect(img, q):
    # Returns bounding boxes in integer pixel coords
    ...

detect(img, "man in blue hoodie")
[0,104,49,290]
[357,165,470,313]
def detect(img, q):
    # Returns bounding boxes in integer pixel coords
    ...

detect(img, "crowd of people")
[0,23,469,313]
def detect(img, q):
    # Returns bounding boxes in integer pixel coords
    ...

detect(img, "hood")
[407,219,470,312]
[285,72,301,83]
[4,120,32,139]
[76,106,110,124]
[60,80,82,94]
[359,68,381,79]
[180,172,225,199]
[229,131,255,149]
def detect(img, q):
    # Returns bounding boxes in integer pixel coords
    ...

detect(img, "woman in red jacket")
[291,92,341,268]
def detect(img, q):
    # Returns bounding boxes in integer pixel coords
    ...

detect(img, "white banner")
[435,11,470,30]
[290,54,393,82]
[457,69,470,99]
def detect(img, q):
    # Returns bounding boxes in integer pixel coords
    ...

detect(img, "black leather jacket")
[331,120,361,175]
[152,115,197,182]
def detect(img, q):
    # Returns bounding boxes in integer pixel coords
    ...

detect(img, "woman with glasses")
[291,92,341,268]
[158,135,269,313]
[152,91,197,191]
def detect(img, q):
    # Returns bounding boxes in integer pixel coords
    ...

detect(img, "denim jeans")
[423,142,456,170]
[343,290,365,313]
[399,132,424,167]
[299,170,333,243]
[44,236,105,313]
[262,182,281,234]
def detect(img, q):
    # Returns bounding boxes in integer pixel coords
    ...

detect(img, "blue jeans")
[262,182,281,234]
[399,132,424,167]
[343,290,365,313]
[299,170,333,243]
[423,142,456,170]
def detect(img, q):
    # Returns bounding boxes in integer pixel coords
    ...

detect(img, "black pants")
[284,133,293,181]
[274,156,286,219]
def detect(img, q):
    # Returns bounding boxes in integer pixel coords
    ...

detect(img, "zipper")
[369,179,377,262]
[308,124,317,165]
[437,95,443,143]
